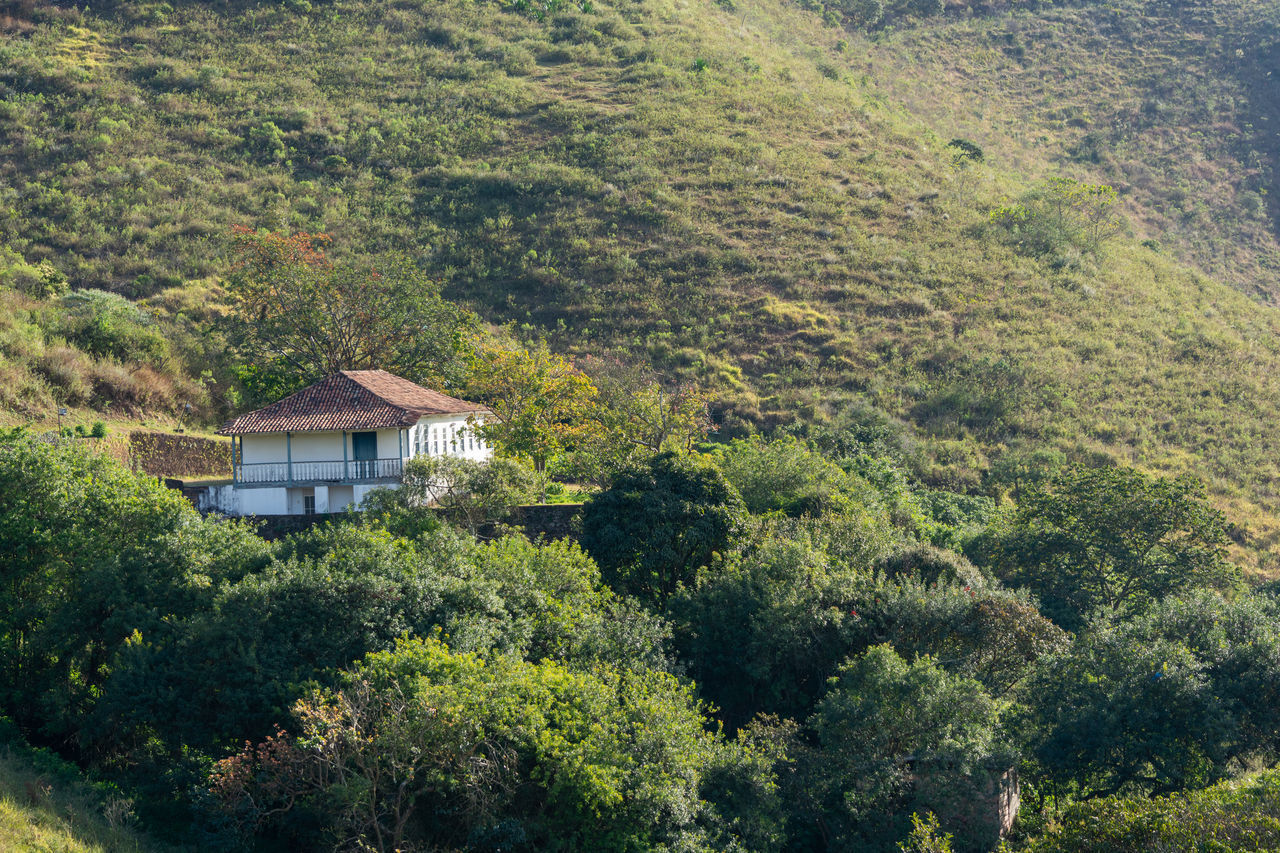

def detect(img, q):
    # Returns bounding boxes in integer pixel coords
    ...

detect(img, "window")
[303,495,316,516]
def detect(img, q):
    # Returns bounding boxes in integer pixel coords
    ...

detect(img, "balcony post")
[231,435,238,484]
[286,432,292,485]
[343,431,349,480]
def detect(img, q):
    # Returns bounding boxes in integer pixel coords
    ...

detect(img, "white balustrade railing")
[234,458,403,485]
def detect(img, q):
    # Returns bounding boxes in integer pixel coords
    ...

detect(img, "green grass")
[0,745,171,853]
[3,0,1280,571]
[856,0,1280,301]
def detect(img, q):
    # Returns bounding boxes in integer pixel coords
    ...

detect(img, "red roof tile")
[218,371,487,435]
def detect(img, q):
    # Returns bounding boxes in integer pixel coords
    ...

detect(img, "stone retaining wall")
[130,431,232,478]
[505,503,583,541]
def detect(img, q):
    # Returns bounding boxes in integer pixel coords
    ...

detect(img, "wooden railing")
[234,457,404,486]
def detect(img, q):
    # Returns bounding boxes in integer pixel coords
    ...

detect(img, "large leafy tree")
[226,228,476,399]
[466,342,602,493]
[581,452,748,608]
[1021,625,1229,799]
[797,644,1011,852]
[584,357,712,451]
[1022,590,1280,801]
[208,635,737,852]
[973,464,1235,631]
[0,436,269,744]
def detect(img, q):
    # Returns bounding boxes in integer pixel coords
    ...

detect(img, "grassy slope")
[4,0,1280,569]
[859,0,1280,300]
[0,747,168,853]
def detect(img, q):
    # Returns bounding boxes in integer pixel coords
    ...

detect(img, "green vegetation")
[5,0,1280,845]
[1024,770,1280,853]
[581,451,749,606]
[4,422,1280,851]
[225,228,477,404]
[0,724,172,852]
[2,0,1280,572]
[973,464,1236,631]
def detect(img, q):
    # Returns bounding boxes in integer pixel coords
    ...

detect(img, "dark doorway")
[352,431,377,477]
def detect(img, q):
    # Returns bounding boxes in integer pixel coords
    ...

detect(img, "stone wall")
[248,513,333,540]
[505,503,583,541]
[130,431,232,478]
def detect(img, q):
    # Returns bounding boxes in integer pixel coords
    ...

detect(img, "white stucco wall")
[286,487,314,515]
[329,485,355,511]
[408,413,492,462]
[289,432,345,462]
[237,420,490,466]
[204,484,290,515]
[204,483,363,516]
[240,434,287,464]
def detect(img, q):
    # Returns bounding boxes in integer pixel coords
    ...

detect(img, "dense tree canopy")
[1,432,1276,853]
[973,464,1235,630]
[226,229,477,400]
[467,342,602,494]
[581,452,749,607]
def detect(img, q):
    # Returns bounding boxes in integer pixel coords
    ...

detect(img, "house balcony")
[233,458,404,488]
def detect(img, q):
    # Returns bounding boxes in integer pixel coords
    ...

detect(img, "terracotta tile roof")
[218,370,488,435]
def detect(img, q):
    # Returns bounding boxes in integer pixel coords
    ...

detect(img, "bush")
[208,636,735,851]
[364,455,536,536]
[1024,771,1280,853]
[581,452,748,608]
[56,289,169,365]
[712,435,879,518]
[796,644,1013,852]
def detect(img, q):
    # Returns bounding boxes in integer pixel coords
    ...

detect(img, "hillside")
[4,0,1280,569]
[0,737,173,853]
[860,0,1280,300]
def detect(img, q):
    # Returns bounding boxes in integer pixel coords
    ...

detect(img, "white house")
[205,370,492,516]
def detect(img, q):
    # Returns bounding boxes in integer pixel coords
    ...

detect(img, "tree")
[0,436,238,744]
[973,464,1235,631]
[102,524,456,755]
[568,358,714,487]
[364,455,536,537]
[1021,625,1229,799]
[899,813,953,853]
[798,644,1011,852]
[225,228,476,399]
[210,636,730,852]
[584,357,712,454]
[1020,770,1280,853]
[828,0,883,28]
[712,435,873,518]
[581,452,748,608]
[466,342,601,500]
[988,177,1124,258]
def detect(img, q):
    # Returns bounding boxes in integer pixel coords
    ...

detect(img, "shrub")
[57,290,169,365]
[581,452,749,607]
[1024,771,1280,853]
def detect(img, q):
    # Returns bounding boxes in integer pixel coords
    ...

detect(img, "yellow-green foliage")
[1022,770,1280,853]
